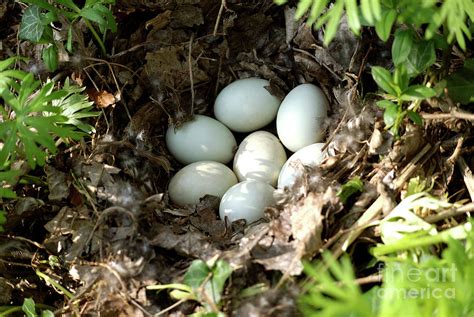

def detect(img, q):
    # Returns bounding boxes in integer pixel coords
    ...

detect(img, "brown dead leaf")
[290,192,324,257]
[71,71,84,86]
[43,206,99,260]
[293,23,317,50]
[146,10,172,31]
[87,89,116,108]
[170,5,203,28]
[145,45,208,90]
[368,127,393,155]
[0,278,12,305]
[150,224,221,260]
[253,241,303,275]
[45,165,70,201]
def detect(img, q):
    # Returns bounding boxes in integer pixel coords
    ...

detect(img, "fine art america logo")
[375,263,457,300]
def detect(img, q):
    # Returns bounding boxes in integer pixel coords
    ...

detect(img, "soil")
[0,0,473,316]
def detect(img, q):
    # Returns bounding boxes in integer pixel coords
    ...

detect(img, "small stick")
[213,0,226,36]
[330,143,435,259]
[457,156,474,202]
[425,202,474,223]
[422,109,474,121]
[188,33,195,114]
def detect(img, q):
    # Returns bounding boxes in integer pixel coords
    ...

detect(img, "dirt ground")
[0,0,473,316]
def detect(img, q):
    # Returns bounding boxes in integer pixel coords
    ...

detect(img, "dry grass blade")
[330,143,435,258]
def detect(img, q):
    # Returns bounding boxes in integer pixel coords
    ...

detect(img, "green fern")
[0,72,83,168]
[0,59,101,169]
[299,252,374,317]
[300,220,474,316]
[51,78,99,133]
[275,0,474,49]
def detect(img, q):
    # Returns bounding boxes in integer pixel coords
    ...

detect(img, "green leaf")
[376,99,395,109]
[446,59,474,104]
[374,8,397,41]
[320,0,344,46]
[379,100,399,128]
[0,210,7,225]
[92,3,117,32]
[295,0,314,20]
[54,0,80,12]
[22,298,38,317]
[406,41,436,77]
[370,0,381,21]
[42,45,58,72]
[80,7,106,26]
[19,5,45,43]
[360,0,374,24]
[337,177,364,204]
[21,0,56,12]
[307,0,329,26]
[392,29,414,65]
[393,65,409,91]
[183,259,232,306]
[407,110,423,126]
[208,259,232,304]
[183,260,211,289]
[371,66,398,96]
[401,85,437,101]
[41,310,55,317]
[344,0,361,35]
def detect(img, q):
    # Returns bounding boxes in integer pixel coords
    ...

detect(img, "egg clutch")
[166,78,329,224]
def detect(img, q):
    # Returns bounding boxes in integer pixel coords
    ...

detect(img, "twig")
[457,156,474,202]
[213,0,226,36]
[154,299,186,316]
[447,135,465,164]
[351,274,382,286]
[425,202,474,223]
[422,109,474,121]
[330,143,436,259]
[2,234,46,250]
[188,33,195,114]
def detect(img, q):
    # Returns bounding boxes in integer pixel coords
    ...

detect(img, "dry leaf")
[87,89,116,108]
[290,192,324,257]
[45,164,70,201]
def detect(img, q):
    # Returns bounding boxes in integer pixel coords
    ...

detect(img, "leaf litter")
[1,0,474,315]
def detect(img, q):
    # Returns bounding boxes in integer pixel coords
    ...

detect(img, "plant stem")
[0,306,22,317]
[36,270,74,299]
[83,19,107,56]
[372,222,473,256]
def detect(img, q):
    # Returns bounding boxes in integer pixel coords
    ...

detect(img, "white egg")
[233,131,287,186]
[166,115,237,164]
[219,180,275,223]
[277,143,326,189]
[276,84,329,152]
[214,78,281,132]
[168,161,238,206]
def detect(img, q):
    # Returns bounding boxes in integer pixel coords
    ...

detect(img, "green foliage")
[22,298,54,317]
[0,298,54,317]
[299,219,474,317]
[0,57,98,231]
[372,65,435,135]
[275,0,474,50]
[445,58,474,104]
[0,210,6,232]
[0,73,84,169]
[337,177,363,204]
[299,252,373,317]
[274,0,471,135]
[147,258,233,314]
[19,0,117,66]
